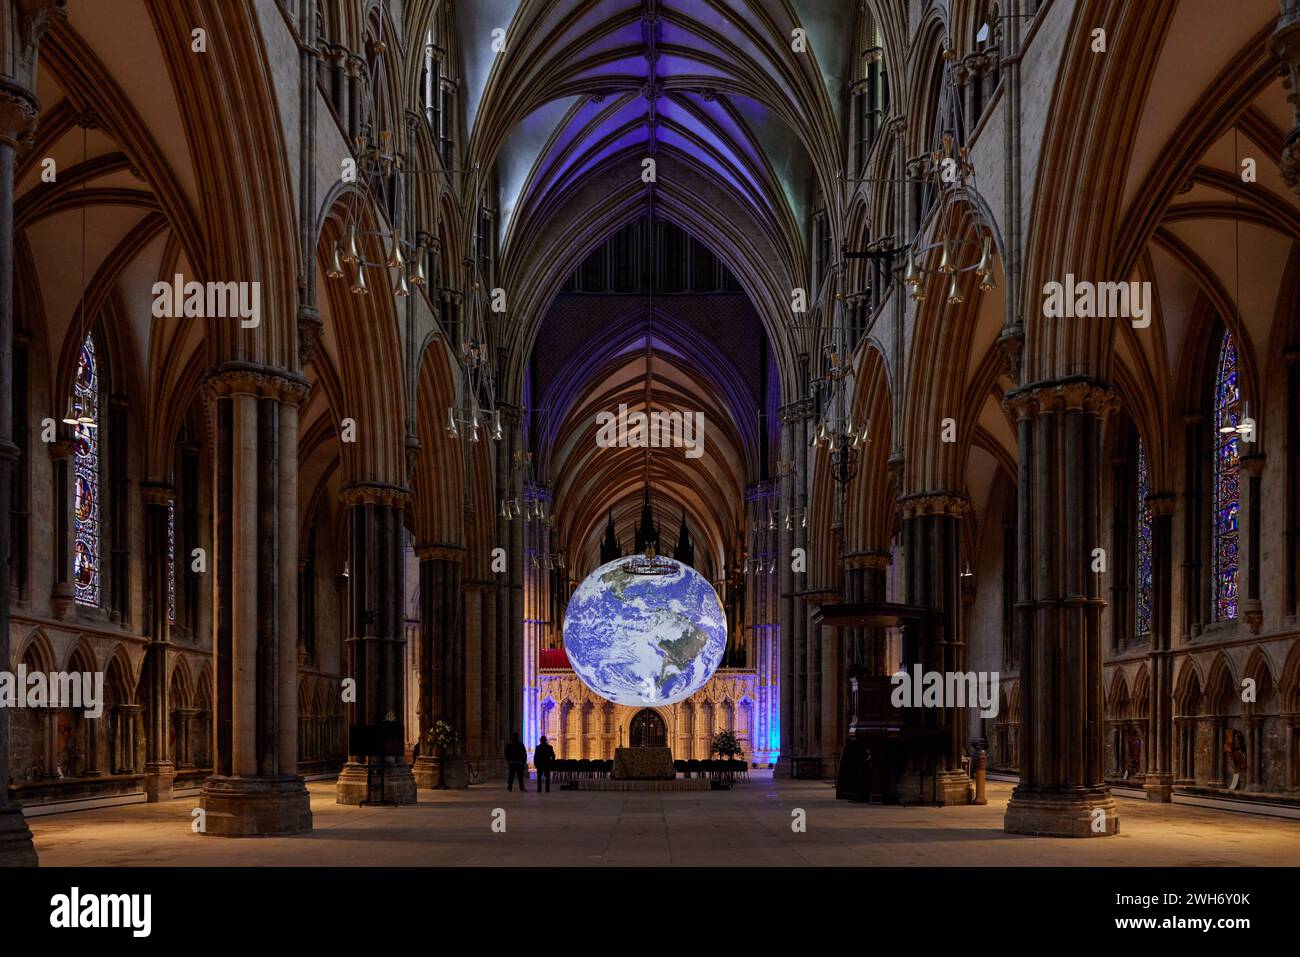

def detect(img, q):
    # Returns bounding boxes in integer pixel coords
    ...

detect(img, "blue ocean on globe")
[562,557,728,707]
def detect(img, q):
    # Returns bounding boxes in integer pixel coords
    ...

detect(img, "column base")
[143,762,176,803]
[199,775,313,836]
[336,761,418,804]
[896,768,973,805]
[1004,787,1120,837]
[1144,772,1174,802]
[0,803,38,866]
[413,755,469,789]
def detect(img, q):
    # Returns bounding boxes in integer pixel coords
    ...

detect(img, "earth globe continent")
[562,556,728,707]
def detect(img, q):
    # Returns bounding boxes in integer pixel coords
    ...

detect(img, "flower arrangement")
[426,720,458,751]
[710,730,742,760]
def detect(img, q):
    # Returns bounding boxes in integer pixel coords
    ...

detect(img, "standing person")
[534,735,556,793]
[505,732,528,792]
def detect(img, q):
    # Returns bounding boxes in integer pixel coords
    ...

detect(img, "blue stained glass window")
[72,333,100,606]
[1135,438,1153,636]
[1212,331,1240,621]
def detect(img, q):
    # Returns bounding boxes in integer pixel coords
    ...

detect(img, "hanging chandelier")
[902,46,996,305]
[320,1,501,445]
[323,28,428,299]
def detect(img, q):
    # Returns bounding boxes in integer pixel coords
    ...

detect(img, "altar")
[611,746,675,780]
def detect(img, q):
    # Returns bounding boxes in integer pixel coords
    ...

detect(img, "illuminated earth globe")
[562,556,727,707]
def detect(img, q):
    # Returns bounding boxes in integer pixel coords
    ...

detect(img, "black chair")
[687,759,702,778]
[578,758,591,778]
[674,760,687,778]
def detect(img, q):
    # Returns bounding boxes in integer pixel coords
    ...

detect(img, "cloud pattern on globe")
[562,558,727,707]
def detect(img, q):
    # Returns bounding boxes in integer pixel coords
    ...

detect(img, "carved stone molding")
[0,82,39,147]
[1272,0,1300,193]
[844,550,891,571]
[203,365,312,405]
[414,542,465,562]
[1003,379,1116,419]
[140,482,176,507]
[297,304,323,368]
[778,397,814,424]
[1239,452,1266,477]
[338,482,410,508]
[897,492,971,519]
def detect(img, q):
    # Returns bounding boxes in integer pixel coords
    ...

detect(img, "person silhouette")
[534,736,556,793]
[505,732,528,791]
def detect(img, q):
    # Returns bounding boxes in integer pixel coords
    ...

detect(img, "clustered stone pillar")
[141,482,176,802]
[898,494,972,804]
[46,437,76,619]
[1144,494,1176,801]
[1003,382,1118,837]
[413,543,466,789]
[335,484,417,804]
[775,398,812,777]
[201,369,312,835]
[0,0,64,867]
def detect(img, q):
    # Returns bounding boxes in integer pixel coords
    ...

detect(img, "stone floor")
[25,773,1300,866]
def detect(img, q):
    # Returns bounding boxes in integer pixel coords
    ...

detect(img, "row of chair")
[542,759,613,782]
[675,759,750,781]
[535,757,751,783]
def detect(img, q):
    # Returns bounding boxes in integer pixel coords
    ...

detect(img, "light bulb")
[350,266,369,295]
[326,243,344,279]
[394,271,410,298]
[946,273,964,305]
[343,226,360,264]
[446,408,459,439]
[976,235,991,277]
[386,230,405,269]
[905,253,919,288]
[938,238,955,274]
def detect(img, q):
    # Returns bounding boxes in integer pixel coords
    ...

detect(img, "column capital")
[0,1,67,144]
[415,542,465,562]
[897,491,970,518]
[140,481,175,507]
[338,482,410,508]
[778,397,814,424]
[0,81,39,148]
[843,549,891,571]
[47,437,75,461]
[203,363,311,404]
[1004,378,1116,418]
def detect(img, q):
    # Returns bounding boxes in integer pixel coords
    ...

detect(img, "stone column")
[0,0,64,867]
[412,543,466,789]
[1239,453,1265,633]
[774,398,811,777]
[1145,494,1176,801]
[47,438,75,618]
[200,369,312,835]
[897,493,972,805]
[141,482,175,801]
[335,484,417,804]
[1004,382,1118,836]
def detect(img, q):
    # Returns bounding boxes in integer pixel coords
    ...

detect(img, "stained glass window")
[1135,438,1153,636]
[1212,331,1241,621]
[72,333,100,606]
[167,499,176,624]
